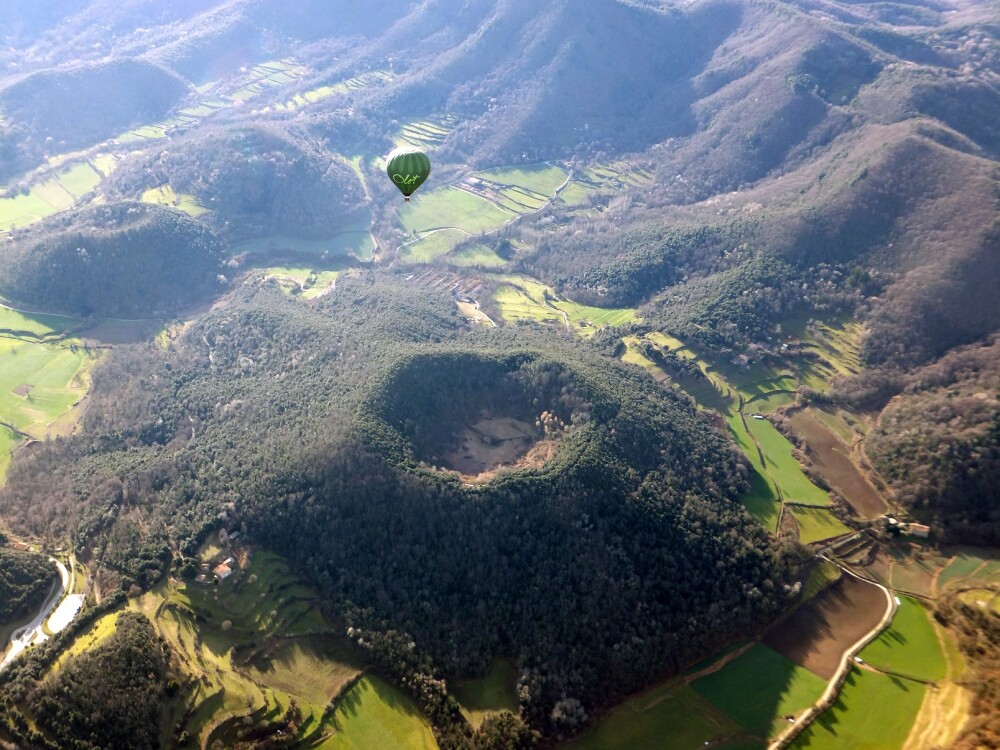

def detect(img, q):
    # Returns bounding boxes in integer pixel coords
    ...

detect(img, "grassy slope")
[326,675,438,750]
[746,418,830,507]
[565,683,754,750]
[451,659,519,728]
[859,596,947,682]
[788,507,852,545]
[692,644,827,739]
[790,668,925,750]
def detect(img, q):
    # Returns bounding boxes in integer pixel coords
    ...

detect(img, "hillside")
[0,278,795,742]
[0,0,997,747]
[0,202,223,316]
[108,124,367,240]
[0,59,188,180]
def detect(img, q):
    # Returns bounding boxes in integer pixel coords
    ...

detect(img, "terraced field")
[493,275,637,336]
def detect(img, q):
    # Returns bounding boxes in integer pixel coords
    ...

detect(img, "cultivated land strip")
[769,559,895,749]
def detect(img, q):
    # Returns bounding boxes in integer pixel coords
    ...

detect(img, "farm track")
[768,560,895,750]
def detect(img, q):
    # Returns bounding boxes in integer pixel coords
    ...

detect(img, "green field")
[746,418,830,506]
[452,659,519,728]
[475,163,568,196]
[493,276,637,335]
[692,644,827,739]
[56,162,101,198]
[788,507,852,544]
[859,596,947,681]
[0,305,77,339]
[565,683,755,750]
[326,675,438,750]
[0,341,93,437]
[140,185,209,217]
[398,186,514,236]
[447,243,506,268]
[790,668,925,750]
[230,229,374,261]
[399,229,468,263]
[725,414,781,532]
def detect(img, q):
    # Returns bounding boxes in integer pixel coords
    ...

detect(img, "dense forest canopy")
[0,549,55,630]
[0,202,224,316]
[0,278,796,734]
[0,0,998,745]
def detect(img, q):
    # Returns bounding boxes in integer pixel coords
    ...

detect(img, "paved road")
[0,557,72,671]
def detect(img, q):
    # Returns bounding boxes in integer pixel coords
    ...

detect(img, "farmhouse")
[213,562,233,580]
[907,523,931,538]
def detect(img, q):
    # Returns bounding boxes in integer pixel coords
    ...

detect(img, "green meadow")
[746,418,831,506]
[398,186,514,235]
[0,341,93,437]
[565,683,754,750]
[0,305,77,339]
[790,668,925,750]
[0,159,103,231]
[693,644,827,740]
[140,185,209,216]
[452,659,519,728]
[326,676,438,750]
[493,276,637,335]
[447,243,507,268]
[859,596,947,682]
[788,507,852,544]
[399,229,469,263]
[476,163,568,196]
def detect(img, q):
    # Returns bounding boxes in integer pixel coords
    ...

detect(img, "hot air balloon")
[386,147,431,201]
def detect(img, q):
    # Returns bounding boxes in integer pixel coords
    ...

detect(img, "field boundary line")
[769,558,895,750]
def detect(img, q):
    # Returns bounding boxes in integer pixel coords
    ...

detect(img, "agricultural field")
[692,644,827,740]
[745,418,831,507]
[493,275,637,335]
[393,114,458,150]
[0,340,94,438]
[326,675,438,750]
[787,409,886,519]
[230,228,374,261]
[399,229,470,264]
[765,574,889,680]
[122,551,379,748]
[475,163,568,198]
[398,186,514,237]
[446,244,506,268]
[859,596,947,682]
[451,659,519,728]
[564,683,756,750]
[140,185,208,216]
[790,668,925,750]
[0,160,102,231]
[0,305,77,340]
[788,507,852,545]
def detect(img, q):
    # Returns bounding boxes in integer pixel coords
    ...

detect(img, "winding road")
[0,556,83,671]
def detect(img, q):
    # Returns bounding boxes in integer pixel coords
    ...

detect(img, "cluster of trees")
[0,277,798,743]
[866,335,1000,544]
[108,124,367,241]
[0,548,55,629]
[643,255,854,357]
[29,613,167,750]
[937,594,1000,749]
[0,201,224,317]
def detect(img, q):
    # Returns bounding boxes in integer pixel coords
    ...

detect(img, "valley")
[0,0,998,749]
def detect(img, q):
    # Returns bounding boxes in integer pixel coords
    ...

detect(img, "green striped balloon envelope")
[386,147,431,201]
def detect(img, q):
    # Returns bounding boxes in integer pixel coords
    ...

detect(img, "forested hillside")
[0,0,997,746]
[0,202,223,316]
[0,549,55,630]
[0,278,797,741]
